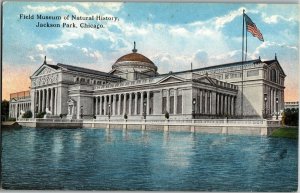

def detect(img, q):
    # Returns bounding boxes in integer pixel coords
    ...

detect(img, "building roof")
[56,63,123,80]
[158,58,282,77]
[115,52,154,64]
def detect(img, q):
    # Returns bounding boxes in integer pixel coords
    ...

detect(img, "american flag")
[244,13,264,42]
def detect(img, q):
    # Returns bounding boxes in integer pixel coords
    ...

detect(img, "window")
[271,69,277,82]
[177,95,182,114]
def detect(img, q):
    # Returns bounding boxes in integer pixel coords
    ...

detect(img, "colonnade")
[9,102,31,118]
[194,89,236,116]
[94,91,153,116]
[269,87,283,115]
[34,87,58,115]
[215,93,235,116]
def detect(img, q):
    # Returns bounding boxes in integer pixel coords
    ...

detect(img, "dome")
[112,42,157,72]
[115,53,154,65]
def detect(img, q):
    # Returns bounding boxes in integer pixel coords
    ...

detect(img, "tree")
[1,100,9,120]
[284,108,299,126]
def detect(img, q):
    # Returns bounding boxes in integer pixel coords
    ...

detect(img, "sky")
[2,2,299,101]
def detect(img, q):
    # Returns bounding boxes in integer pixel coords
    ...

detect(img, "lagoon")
[1,127,298,191]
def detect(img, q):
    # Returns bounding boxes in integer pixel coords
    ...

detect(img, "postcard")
[1,1,298,191]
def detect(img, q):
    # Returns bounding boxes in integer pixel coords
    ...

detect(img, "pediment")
[31,64,57,77]
[267,61,286,76]
[192,76,216,86]
[157,75,186,84]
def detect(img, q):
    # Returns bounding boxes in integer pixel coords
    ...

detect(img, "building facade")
[9,45,286,120]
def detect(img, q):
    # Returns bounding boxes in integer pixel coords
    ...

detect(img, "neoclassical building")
[9,44,285,120]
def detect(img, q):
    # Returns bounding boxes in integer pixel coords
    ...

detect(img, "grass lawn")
[271,127,298,139]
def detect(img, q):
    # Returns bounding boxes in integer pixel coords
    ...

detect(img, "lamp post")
[192,98,196,119]
[276,96,279,120]
[143,101,147,119]
[108,103,111,120]
[80,106,83,119]
[264,93,267,119]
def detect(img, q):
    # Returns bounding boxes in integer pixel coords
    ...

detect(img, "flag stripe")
[244,13,264,42]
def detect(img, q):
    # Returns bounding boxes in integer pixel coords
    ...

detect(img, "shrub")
[59,114,63,119]
[36,112,46,118]
[165,111,169,119]
[22,110,32,118]
[124,113,128,120]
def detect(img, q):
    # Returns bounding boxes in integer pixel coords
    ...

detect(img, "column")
[41,89,45,112]
[50,88,53,114]
[112,95,116,116]
[146,91,150,115]
[123,93,127,115]
[129,93,132,115]
[174,89,178,114]
[216,93,220,115]
[200,90,203,114]
[95,96,98,115]
[118,94,121,115]
[99,96,103,115]
[140,92,144,115]
[224,95,227,115]
[231,96,234,115]
[108,95,112,116]
[220,94,223,115]
[210,92,212,114]
[204,90,207,114]
[166,89,170,113]
[46,89,49,110]
[54,87,58,115]
[104,95,107,115]
[134,92,138,115]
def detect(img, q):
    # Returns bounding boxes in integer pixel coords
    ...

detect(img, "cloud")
[76,2,123,12]
[262,14,295,24]
[25,5,81,14]
[193,50,209,68]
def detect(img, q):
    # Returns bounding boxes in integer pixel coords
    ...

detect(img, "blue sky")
[2,2,299,100]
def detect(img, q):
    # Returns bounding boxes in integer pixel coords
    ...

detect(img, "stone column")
[200,90,203,114]
[220,94,223,115]
[129,93,132,115]
[103,95,107,115]
[45,89,48,110]
[166,89,170,113]
[209,91,212,114]
[95,96,98,115]
[134,92,138,115]
[140,92,144,115]
[99,96,103,115]
[50,88,53,114]
[123,93,127,115]
[54,87,58,115]
[41,89,45,112]
[112,95,116,116]
[174,88,178,115]
[204,90,207,114]
[146,91,150,115]
[118,94,121,115]
[108,95,112,116]
[231,96,234,116]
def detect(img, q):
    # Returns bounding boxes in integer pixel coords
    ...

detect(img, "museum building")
[9,44,285,120]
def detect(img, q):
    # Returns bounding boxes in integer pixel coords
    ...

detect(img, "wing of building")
[9,45,285,120]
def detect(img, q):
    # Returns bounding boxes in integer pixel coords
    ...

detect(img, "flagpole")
[241,9,245,118]
[245,23,248,61]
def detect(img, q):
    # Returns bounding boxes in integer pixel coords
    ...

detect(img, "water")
[1,127,298,191]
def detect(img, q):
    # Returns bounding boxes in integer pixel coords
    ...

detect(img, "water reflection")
[1,128,298,191]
